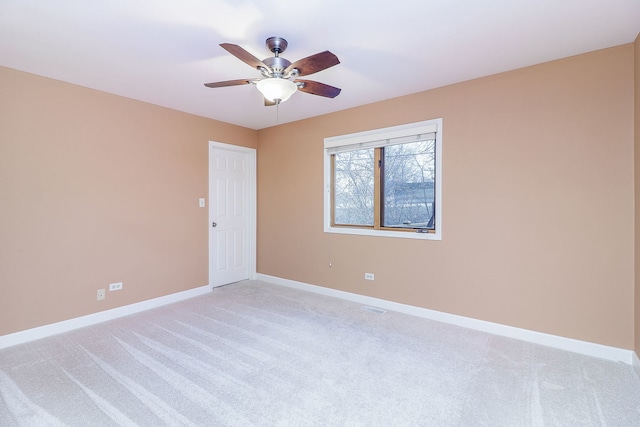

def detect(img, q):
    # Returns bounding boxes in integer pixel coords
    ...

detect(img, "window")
[324,119,442,240]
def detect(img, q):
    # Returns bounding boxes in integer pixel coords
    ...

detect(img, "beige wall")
[635,34,640,357]
[0,66,257,336]
[258,44,635,349]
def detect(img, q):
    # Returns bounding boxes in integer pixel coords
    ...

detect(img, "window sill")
[325,226,441,240]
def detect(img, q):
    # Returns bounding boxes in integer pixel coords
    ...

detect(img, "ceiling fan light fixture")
[256,78,297,103]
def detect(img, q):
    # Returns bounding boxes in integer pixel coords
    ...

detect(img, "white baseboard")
[257,273,636,365]
[0,285,212,350]
[633,352,640,380]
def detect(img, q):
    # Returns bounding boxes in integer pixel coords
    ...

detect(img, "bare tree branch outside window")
[332,138,435,229]
[383,139,435,229]
[333,148,374,225]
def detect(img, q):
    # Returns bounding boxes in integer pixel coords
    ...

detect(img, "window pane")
[382,139,435,229]
[333,149,375,226]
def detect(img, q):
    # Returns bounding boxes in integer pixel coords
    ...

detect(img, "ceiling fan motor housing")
[263,56,292,77]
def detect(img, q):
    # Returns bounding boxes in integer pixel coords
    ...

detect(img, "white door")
[209,142,256,287]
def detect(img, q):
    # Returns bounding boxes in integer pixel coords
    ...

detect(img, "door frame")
[208,141,257,288]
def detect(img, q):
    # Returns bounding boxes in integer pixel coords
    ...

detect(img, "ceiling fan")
[204,36,341,106]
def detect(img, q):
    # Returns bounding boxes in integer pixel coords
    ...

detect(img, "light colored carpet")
[0,280,639,426]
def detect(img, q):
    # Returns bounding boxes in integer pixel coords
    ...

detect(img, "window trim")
[324,119,442,240]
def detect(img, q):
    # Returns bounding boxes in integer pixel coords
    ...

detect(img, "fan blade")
[264,99,277,107]
[220,43,268,70]
[295,79,341,98]
[285,51,339,76]
[204,79,254,88]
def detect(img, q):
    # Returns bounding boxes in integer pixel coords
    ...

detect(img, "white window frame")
[323,118,442,240]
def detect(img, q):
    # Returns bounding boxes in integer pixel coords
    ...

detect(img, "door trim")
[208,141,257,288]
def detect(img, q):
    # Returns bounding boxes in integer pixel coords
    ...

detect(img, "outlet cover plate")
[109,282,123,291]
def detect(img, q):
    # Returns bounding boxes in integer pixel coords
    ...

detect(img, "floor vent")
[361,306,386,315]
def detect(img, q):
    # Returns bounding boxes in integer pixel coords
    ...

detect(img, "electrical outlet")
[97,289,105,301]
[365,273,375,281]
[109,282,123,291]
[199,198,206,208]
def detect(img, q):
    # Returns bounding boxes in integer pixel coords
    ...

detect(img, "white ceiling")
[1,1,639,130]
